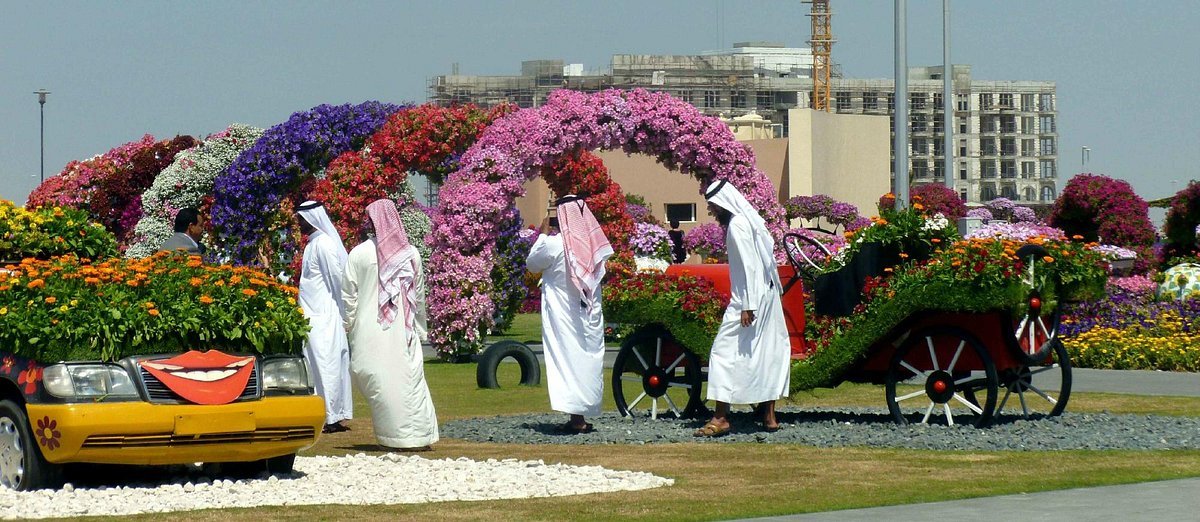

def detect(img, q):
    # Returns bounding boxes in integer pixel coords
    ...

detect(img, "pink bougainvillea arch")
[429,88,786,358]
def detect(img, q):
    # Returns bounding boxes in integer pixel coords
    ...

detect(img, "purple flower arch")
[428,88,785,358]
[210,101,406,265]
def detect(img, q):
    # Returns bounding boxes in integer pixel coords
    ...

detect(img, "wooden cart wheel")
[612,325,705,419]
[997,338,1072,419]
[782,232,834,285]
[886,326,998,428]
[1010,244,1062,365]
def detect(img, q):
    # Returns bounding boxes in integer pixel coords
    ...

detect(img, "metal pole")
[943,0,954,191]
[39,101,45,184]
[35,89,50,184]
[894,0,909,208]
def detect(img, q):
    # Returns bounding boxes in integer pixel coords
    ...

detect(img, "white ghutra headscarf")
[704,180,781,290]
[296,200,348,267]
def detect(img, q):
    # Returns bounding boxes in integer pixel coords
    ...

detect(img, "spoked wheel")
[612,325,705,419]
[886,327,998,427]
[1010,244,1061,365]
[782,232,834,285]
[997,338,1072,419]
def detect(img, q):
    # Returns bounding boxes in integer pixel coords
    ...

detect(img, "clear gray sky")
[2,0,1197,207]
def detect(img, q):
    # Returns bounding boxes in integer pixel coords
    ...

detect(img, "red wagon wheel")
[1010,244,1062,366]
[885,326,998,427]
[997,338,1072,419]
[612,325,705,419]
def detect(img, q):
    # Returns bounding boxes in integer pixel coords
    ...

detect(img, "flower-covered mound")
[1061,286,1200,372]
[0,253,308,363]
[0,201,117,261]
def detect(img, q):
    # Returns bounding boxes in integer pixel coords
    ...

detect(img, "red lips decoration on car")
[139,350,255,405]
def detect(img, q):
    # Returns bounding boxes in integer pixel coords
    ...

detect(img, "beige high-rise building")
[427,44,1057,206]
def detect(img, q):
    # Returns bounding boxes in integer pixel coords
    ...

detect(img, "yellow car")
[1,349,324,491]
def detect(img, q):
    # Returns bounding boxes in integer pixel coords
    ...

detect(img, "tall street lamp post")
[1081,146,1090,172]
[35,89,50,184]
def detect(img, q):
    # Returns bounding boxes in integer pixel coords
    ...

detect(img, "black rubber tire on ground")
[476,340,541,389]
[0,399,63,491]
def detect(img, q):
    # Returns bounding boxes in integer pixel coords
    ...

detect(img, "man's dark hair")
[670,220,680,229]
[174,208,200,233]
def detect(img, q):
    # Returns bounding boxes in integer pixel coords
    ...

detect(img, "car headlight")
[261,357,310,391]
[43,364,138,400]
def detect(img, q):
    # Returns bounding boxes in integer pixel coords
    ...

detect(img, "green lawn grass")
[485,312,544,345]
[103,361,1200,522]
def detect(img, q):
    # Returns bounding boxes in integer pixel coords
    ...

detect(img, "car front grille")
[138,365,260,404]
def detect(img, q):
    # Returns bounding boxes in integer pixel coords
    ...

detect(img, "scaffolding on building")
[806,0,835,112]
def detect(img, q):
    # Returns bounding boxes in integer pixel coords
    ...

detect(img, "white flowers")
[634,256,669,273]
[125,125,264,258]
[921,213,949,232]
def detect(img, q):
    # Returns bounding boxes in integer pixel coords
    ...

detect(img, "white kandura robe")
[299,231,353,425]
[341,240,438,448]
[525,234,605,417]
[706,215,791,404]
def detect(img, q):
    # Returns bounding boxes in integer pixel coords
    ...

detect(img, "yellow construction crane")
[806,0,835,111]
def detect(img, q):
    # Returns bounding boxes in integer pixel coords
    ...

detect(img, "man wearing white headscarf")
[693,180,790,437]
[525,195,614,434]
[296,200,353,433]
[340,199,438,450]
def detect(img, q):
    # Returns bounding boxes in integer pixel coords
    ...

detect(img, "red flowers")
[17,362,41,394]
[313,104,516,250]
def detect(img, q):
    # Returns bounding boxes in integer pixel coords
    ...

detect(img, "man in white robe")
[296,201,353,433]
[694,180,790,437]
[525,195,614,434]
[341,199,438,450]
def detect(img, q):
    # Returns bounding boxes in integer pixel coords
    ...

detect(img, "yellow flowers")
[0,307,6,315]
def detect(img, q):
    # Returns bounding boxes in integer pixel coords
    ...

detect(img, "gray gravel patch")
[442,407,1200,451]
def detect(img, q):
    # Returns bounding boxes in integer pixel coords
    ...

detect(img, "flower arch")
[429,88,785,357]
[210,101,405,267]
[126,124,265,258]
[312,104,514,244]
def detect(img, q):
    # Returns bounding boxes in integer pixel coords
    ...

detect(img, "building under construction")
[427,45,1058,204]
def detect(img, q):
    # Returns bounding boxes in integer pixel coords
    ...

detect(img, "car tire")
[476,341,541,389]
[0,399,63,491]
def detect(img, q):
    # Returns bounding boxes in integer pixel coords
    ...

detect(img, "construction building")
[427,44,1058,204]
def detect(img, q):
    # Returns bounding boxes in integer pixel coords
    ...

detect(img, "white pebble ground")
[0,453,673,519]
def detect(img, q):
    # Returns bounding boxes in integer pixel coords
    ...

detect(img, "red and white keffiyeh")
[556,195,614,304]
[366,199,418,331]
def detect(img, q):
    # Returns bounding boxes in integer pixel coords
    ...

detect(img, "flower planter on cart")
[608,242,1074,428]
